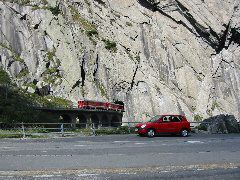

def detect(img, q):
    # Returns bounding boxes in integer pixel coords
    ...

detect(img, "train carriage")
[77,100,124,112]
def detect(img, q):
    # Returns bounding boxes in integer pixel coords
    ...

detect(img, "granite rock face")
[0,0,239,122]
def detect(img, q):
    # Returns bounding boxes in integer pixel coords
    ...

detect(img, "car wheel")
[147,129,155,137]
[180,129,189,137]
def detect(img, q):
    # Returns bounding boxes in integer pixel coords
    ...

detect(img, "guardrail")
[0,121,208,138]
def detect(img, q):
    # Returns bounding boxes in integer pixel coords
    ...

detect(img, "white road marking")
[33,175,54,178]
[77,173,99,177]
[119,172,137,175]
[1,147,15,149]
[74,145,87,147]
[158,153,174,155]
[1,154,74,157]
[134,143,146,145]
[76,141,91,143]
[187,141,203,144]
[114,141,131,143]
[0,176,14,178]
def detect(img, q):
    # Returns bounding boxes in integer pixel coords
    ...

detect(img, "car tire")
[180,129,189,137]
[147,129,155,138]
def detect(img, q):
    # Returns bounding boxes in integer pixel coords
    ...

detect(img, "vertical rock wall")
[0,0,239,122]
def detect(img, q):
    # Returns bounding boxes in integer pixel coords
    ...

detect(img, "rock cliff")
[0,0,239,122]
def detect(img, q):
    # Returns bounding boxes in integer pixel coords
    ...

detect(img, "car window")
[171,116,181,122]
[149,115,162,122]
[162,116,170,122]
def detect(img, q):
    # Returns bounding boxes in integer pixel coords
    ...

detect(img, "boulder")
[199,114,239,134]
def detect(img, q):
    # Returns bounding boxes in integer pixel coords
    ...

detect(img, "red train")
[77,100,124,112]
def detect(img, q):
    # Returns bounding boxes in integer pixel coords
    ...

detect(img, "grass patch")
[0,131,47,138]
[135,53,140,62]
[32,5,61,16]
[65,126,135,136]
[44,67,59,74]
[10,0,31,5]
[86,29,98,37]
[96,126,135,135]
[0,129,22,138]
[16,68,29,79]
[23,82,37,89]
[0,133,22,138]
[102,39,117,53]
[0,126,135,138]
[70,6,97,31]
[95,81,108,99]
[46,49,56,61]
[194,114,203,121]
[211,101,220,111]
[126,22,132,26]
[70,126,135,135]
[0,43,24,63]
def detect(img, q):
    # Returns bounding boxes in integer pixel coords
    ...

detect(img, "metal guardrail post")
[92,123,96,136]
[61,124,64,137]
[128,122,131,133]
[21,122,26,139]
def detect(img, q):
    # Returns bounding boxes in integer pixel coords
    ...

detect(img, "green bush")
[48,5,61,16]
[0,69,11,85]
[86,29,98,37]
[46,49,56,61]
[0,83,72,124]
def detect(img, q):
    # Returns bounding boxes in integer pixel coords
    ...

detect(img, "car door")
[168,116,182,133]
[155,116,171,133]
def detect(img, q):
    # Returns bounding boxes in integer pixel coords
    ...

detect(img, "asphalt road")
[0,133,240,179]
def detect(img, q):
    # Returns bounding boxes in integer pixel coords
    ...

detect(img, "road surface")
[0,133,239,179]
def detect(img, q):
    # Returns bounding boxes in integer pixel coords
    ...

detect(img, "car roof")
[158,114,184,116]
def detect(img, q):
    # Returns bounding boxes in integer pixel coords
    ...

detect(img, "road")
[0,133,239,179]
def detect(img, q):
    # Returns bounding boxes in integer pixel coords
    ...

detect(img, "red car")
[135,115,191,137]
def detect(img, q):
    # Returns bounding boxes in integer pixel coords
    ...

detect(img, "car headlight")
[141,124,146,129]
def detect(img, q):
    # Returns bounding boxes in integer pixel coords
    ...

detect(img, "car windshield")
[148,115,162,122]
